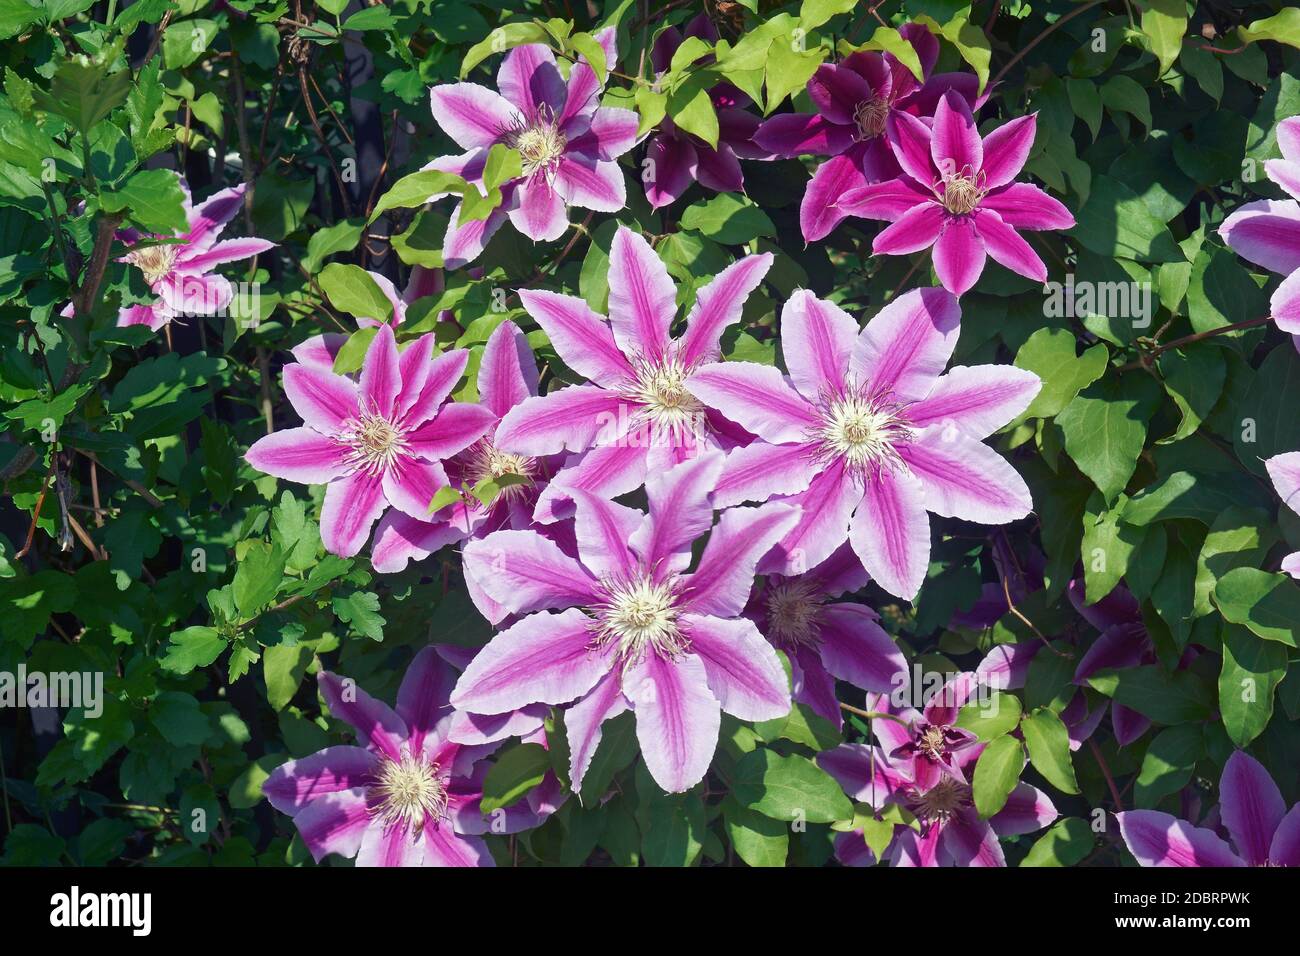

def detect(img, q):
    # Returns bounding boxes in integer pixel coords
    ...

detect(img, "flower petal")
[841,176,935,220]
[686,362,819,444]
[318,669,408,760]
[979,114,1037,189]
[462,529,601,616]
[713,440,820,509]
[850,468,930,600]
[644,132,699,209]
[942,809,1005,866]
[370,510,467,574]
[760,460,862,576]
[177,237,275,272]
[478,320,539,417]
[781,290,857,400]
[554,155,626,212]
[899,426,1033,524]
[817,604,908,693]
[685,502,801,618]
[932,217,987,295]
[980,182,1075,231]
[283,363,359,435]
[682,614,790,721]
[990,782,1058,836]
[360,324,402,418]
[321,469,388,558]
[428,82,519,150]
[509,176,568,242]
[800,152,871,242]
[263,746,378,814]
[976,208,1047,283]
[624,651,721,793]
[404,403,497,462]
[423,825,494,867]
[931,91,982,179]
[497,44,566,116]
[630,451,724,571]
[442,200,507,269]
[851,285,961,402]
[495,385,635,456]
[356,821,426,867]
[517,289,632,387]
[382,456,450,521]
[754,112,856,158]
[676,252,774,366]
[607,226,677,362]
[566,668,631,793]
[886,110,936,186]
[291,789,372,863]
[907,364,1041,438]
[397,647,457,756]
[1220,750,1287,868]
[532,442,649,523]
[245,428,350,484]
[1117,810,1244,867]
[572,488,643,579]
[872,201,945,255]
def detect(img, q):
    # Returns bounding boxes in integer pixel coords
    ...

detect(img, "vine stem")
[840,702,910,727]
[1118,315,1272,372]
[989,0,1104,88]
[1089,738,1125,812]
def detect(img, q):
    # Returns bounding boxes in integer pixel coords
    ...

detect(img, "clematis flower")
[819,694,1059,866]
[369,320,551,587]
[1264,450,1300,576]
[1220,117,1300,340]
[686,286,1041,599]
[494,224,772,522]
[244,324,496,557]
[1118,750,1300,867]
[744,544,907,728]
[643,14,771,208]
[841,92,1074,295]
[754,25,982,241]
[263,648,552,866]
[452,452,800,793]
[112,176,274,330]
[426,30,638,268]
[870,673,983,791]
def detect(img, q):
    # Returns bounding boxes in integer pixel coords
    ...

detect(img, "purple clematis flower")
[426,30,638,268]
[871,672,983,791]
[754,25,983,241]
[686,286,1041,599]
[643,14,771,208]
[245,324,496,557]
[744,544,907,729]
[111,176,273,330]
[452,452,801,793]
[1265,450,1300,576]
[819,699,1059,866]
[263,648,554,866]
[1220,117,1300,340]
[842,92,1074,295]
[1118,750,1300,867]
[494,224,772,522]
[369,320,551,585]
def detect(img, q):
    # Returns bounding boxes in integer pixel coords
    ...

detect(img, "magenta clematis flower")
[263,648,553,866]
[754,25,983,241]
[686,287,1040,599]
[426,30,638,268]
[841,92,1074,295]
[1118,751,1300,867]
[1220,117,1300,339]
[643,15,770,209]
[870,673,983,791]
[494,225,772,522]
[370,320,550,583]
[1264,450,1300,576]
[819,698,1058,866]
[452,452,801,793]
[244,324,496,557]
[112,176,273,330]
[744,544,907,729]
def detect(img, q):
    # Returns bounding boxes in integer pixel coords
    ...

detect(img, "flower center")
[464,439,535,501]
[626,355,705,445]
[940,171,986,216]
[909,778,970,825]
[127,243,178,285]
[765,580,823,648]
[508,105,567,178]
[813,387,911,476]
[369,752,447,835]
[591,572,688,662]
[853,96,889,139]
[916,723,949,759]
[342,412,407,475]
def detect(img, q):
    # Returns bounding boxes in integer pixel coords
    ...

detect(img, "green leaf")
[1140,0,1186,76]
[722,798,789,867]
[1013,330,1107,421]
[318,263,395,324]
[1157,341,1225,444]
[1192,507,1275,618]
[667,74,719,148]
[1219,625,1288,747]
[99,169,188,234]
[1212,568,1300,647]
[160,626,228,674]
[1057,374,1161,504]
[332,591,386,640]
[332,326,380,375]
[1069,176,1183,262]
[568,32,608,84]
[799,0,854,32]
[163,18,218,70]
[1087,665,1215,724]
[461,22,550,77]
[1021,818,1096,866]
[1134,724,1203,807]
[1021,708,1080,794]
[479,742,551,813]
[34,43,132,136]
[303,218,365,272]
[263,643,313,711]
[368,169,463,222]
[972,733,1023,817]
[956,690,1022,742]
[149,691,209,747]
[733,749,853,823]
[232,542,286,618]
[1240,8,1300,49]
[679,193,775,245]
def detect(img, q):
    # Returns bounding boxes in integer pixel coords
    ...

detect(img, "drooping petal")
[1265,450,1300,517]
[932,216,987,296]
[404,403,497,462]
[807,62,875,126]
[566,668,631,793]
[283,363,359,435]
[685,503,801,618]
[850,468,930,600]
[517,289,632,387]
[851,285,961,402]
[382,456,450,521]
[320,470,388,557]
[886,110,936,185]
[450,608,616,714]
[318,669,408,760]
[1268,804,1300,866]
[712,440,820,509]
[428,82,519,150]
[872,201,945,255]
[462,530,601,615]
[817,604,908,693]
[397,647,458,756]
[624,651,721,793]
[495,385,635,456]
[805,542,873,597]
[1271,267,1300,334]
[753,112,857,159]
[478,320,539,417]
[907,364,1041,438]
[817,743,908,807]
[942,809,1005,866]
[686,362,820,444]
[263,746,378,814]
[693,141,744,194]
[509,176,568,242]
[184,182,246,253]
[571,489,643,579]
[780,290,858,400]
[554,155,626,212]
[676,253,773,366]
[245,428,350,484]
[356,821,426,867]
[1220,750,1287,868]
[423,824,494,867]
[531,442,649,523]
[442,200,508,269]
[607,226,677,362]
[682,614,790,721]
[793,647,842,728]
[1265,157,1300,202]
[899,426,1033,524]
[291,789,372,863]
[1116,810,1244,867]
[446,705,548,746]
[980,182,1075,231]
[800,152,872,242]
[990,783,1058,836]
[370,510,468,574]
[976,209,1047,283]
[643,131,699,209]
[630,451,724,572]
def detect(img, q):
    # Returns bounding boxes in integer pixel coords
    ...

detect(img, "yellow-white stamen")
[341,412,407,475]
[507,105,568,179]
[369,752,448,834]
[853,96,889,139]
[814,388,911,475]
[939,170,987,216]
[625,355,705,446]
[766,580,823,648]
[591,572,688,662]
[464,440,535,503]
[126,244,179,285]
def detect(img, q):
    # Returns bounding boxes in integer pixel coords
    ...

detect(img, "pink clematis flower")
[263,648,553,866]
[1264,450,1300,576]
[1118,751,1300,867]
[1220,117,1300,340]
[452,452,801,793]
[819,690,1059,866]
[744,544,907,728]
[841,92,1074,295]
[643,15,771,208]
[112,176,274,330]
[369,320,550,582]
[686,286,1040,600]
[244,324,496,558]
[494,225,772,522]
[754,25,982,241]
[426,30,638,268]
